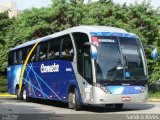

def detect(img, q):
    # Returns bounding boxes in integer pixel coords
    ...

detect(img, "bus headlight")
[101,86,111,94]
[96,83,111,94]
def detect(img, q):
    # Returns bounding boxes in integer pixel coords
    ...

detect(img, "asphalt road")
[0,97,160,120]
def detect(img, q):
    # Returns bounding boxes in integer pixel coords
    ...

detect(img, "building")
[0,1,18,18]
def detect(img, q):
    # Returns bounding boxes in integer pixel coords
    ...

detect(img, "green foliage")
[0,0,160,91]
[0,11,13,71]
[0,11,12,45]
[0,76,7,93]
[148,91,160,99]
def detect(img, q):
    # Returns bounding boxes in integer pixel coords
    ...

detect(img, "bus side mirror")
[144,45,158,60]
[84,42,97,60]
[151,48,158,60]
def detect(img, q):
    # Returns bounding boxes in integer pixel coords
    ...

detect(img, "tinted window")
[38,42,48,61]
[48,38,61,60]
[61,35,74,61]
[14,50,20,64]
[8,51,14,66]
[83,47,92,84]
[29,46,37,62]
[72,33,92,84]
[21,48,28,63]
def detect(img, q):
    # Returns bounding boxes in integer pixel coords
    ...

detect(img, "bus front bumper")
[85,86,148,104]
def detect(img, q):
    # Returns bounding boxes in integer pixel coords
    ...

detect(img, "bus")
[7,26,158,111]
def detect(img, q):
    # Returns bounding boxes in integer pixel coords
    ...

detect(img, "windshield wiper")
[123,54,129,69]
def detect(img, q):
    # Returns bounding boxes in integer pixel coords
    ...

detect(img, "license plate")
[122,96,131,102]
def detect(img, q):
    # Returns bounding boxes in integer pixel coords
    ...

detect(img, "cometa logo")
[41,63,59,73]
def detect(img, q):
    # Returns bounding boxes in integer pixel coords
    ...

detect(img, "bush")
[0,86,7,93]
[0,75,7,93]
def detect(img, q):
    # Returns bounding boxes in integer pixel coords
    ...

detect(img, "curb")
[0,94,16,97]
[147,99,160,102]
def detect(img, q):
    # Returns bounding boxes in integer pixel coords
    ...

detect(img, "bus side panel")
[23,60,81,102]
[7,65,22,94]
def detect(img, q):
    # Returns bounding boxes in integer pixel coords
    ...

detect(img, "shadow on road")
[0,97,157,120]
[82,103,155,113]
[31,98,68,108]
[27,97,155,113]
[1,97,155,113]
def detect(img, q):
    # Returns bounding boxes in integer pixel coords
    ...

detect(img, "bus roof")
[9,26,131,51]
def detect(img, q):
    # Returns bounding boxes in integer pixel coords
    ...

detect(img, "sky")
[0,0,159,10]
[0,0,52,10]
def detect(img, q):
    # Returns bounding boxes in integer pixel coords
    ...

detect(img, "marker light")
[92,37,99,46]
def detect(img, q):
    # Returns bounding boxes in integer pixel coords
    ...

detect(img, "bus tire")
[115,104,123,110]
[74,88,82,111]
[15,87,22,100]
[22,87,29,102]
[68,92,74,109]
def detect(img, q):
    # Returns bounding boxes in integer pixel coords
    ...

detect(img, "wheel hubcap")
[72,93,75,105]
[23,90,26,100]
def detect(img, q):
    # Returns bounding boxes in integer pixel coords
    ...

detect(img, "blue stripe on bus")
[90,32,138,38]
[25,65,36,97]
[24,78,51,99]
[107,86,144,94]
[7,60,82,102]
[29,63,45,98]
[26,63,62,100]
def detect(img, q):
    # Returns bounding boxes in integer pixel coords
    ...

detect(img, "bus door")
[72,32,93,102]
[81,47,93,102]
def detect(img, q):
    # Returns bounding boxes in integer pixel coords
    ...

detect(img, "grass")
[0,92,16,97]
[0,92,10,95]
[148,91,160,99]
[0,75,7,93]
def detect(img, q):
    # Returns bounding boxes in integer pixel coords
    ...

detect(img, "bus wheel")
[68,88,82,111]
[74,88,82,111]
[68,91,74,109]
[22,87,29,102]
[15,87,22,100]
[115,104,123,110]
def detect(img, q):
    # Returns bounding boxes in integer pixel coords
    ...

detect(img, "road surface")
[0,97,160,120]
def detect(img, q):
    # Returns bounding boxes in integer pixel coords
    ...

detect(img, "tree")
[0,11,13,72]
[0,11,12,45]
[0,0,160,91]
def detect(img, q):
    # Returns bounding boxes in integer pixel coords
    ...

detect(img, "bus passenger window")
[48,38,61,60]
[29,46,37,62]
[14,50,20,64]
[39,52,46,61]
[49,50,56,59]
[38,42,47,61]
[61,35,74,61]
[21,48,27,63]
[8,51,14,66]
[31,54,36,62]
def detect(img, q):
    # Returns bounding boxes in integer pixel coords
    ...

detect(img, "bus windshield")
[96,36,147,84]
